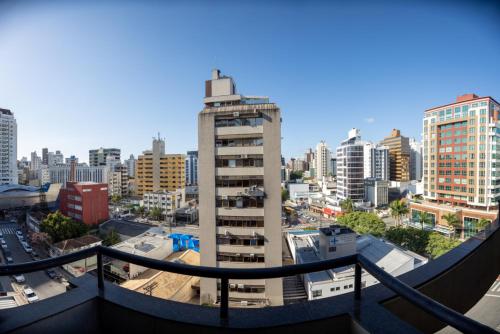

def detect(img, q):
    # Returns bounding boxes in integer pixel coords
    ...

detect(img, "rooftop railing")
[0,241,497,334]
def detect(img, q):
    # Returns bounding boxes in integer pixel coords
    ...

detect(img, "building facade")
[185,151,198,186]
[124,154,136,178]
[336,129,365,202]
[412,94,500,234]
[47,164,109,185]
[135,137,185,196]
[142,189,185,217]
[59,181,109,225]
[381,129,411,182]
[0,108,17,184]
[315,141,331,180]
[89,148,121,167]
[363,143,389,181]
[108,164,129,197]
[364,178,389,207]
[409,138,423,181]
[198,69,283,306]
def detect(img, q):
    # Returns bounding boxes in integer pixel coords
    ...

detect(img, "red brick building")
[59,182,109,225]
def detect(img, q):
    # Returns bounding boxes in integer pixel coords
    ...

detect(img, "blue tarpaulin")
[168,233,199,252]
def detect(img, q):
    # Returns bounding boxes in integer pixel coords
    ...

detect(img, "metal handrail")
[0,245,496,333]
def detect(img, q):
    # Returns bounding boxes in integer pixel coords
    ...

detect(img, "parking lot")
[0,219,67,306]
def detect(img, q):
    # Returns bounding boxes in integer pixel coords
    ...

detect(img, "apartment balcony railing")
[0,221,499,333]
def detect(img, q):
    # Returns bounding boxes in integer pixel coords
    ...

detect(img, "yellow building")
[136,136,185,196]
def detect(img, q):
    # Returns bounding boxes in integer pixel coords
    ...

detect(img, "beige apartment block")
[198,69,283,306]
[136,136,185,196]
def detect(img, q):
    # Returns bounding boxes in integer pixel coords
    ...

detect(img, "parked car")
[0,239,7,249]
[12,274,25,283]
[45,270,57,279]
[21,242,32,253]
[15,230,22,237]
[23,286,39,303]
[5,256,13,264]
[0,231,3,238]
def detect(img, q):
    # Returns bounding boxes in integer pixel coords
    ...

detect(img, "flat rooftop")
[319,225,355,237]
[99,219,152,240]
[112,231,171,256]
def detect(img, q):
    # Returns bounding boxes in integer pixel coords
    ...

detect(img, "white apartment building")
[47,150,64,166]
[48,164,109,185]
[199,69,283,306]
[315,141,332,180]
[30,151,42,171]
[363,143,389,181]
[124,154,136,178]
[336,129,365,202]
[109,164,129,197]
[142,189,185,216]
[0,109,17,184]
[409,138,423,181]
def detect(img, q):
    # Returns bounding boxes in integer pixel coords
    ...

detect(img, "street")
[0,220,66,304]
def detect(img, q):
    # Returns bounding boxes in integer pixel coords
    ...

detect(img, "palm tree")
[417,211,432,230]
[477,218,491,232]
[441,213,462,238]
[389,199,409,227]
[340,198,354,214]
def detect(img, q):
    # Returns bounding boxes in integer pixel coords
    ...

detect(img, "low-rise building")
[286,227,427,300]
[50,235,102,277]
[364,178,389,207]
[142,189,185,217]
[287,183,310,202]
[108,230,173,280]
[59,182,109,225]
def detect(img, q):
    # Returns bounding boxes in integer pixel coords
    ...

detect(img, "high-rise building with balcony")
[381,129,410,182]
[336,128,365,202]
[411,94,500,235]
[198,69,283,306]
[89,148,121,167]
[185,150,198,186]
[135,136,185,196]
[0,108,17,185]
[315,141,332,180]
[30,151,41,171]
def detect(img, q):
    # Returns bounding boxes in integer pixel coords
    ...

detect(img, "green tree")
[111,195,122,204]
[337,211,386,237]
[281,189,289,202]
[148,207,163,221]
[477,218,491,232]
[40,211,88,243]
[441,213,462,238]
[413,194,424,201]
[136,206,145,216]
[340,198,354,214]
[385,227,430,255]
[289,171,303,181]
[389,200,409,227]
[425,232,461,258]
[417,211,432,230]
[102,228,121,246]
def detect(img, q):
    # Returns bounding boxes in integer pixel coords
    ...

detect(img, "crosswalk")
[0,227,17,235]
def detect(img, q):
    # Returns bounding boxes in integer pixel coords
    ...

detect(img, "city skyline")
[1,2,500,161]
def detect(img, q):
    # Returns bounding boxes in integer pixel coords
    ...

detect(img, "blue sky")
[1,1,499,163]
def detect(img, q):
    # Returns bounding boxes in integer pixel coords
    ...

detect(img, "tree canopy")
[389,200,409,226]
[102,228,121,246]
[337,211,385,237]
[385,227,461,259]
[148,207,163,221]
[289,171,303,181]
[340,198,354,214]
[40,211,88,243]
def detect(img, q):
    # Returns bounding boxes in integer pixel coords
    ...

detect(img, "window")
[328,246,336,252]
[312,290,322,297]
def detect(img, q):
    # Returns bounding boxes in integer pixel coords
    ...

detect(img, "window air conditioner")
[233,112,239,117]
